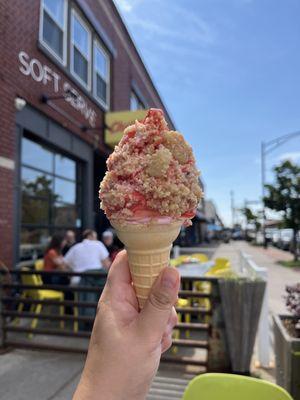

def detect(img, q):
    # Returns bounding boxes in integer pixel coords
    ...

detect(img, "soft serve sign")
[18,50,97,127]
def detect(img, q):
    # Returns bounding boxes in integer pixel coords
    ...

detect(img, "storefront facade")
[0,0,174,267]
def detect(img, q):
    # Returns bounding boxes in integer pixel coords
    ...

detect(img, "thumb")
[137,267,180,342]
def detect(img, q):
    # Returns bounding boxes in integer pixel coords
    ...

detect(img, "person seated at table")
[102,230,120,262]
[43,233,69,285]
[64,230,111,327]
[64,229,111,285]
[62,229,76,256]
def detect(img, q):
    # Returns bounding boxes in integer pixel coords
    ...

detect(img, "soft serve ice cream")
[99,108,202,224]
[99,108,202,308]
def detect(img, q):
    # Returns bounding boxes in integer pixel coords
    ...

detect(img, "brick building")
[0,0,174,267]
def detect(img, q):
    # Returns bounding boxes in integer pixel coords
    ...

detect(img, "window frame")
[93,39,110,109]
[20,136,83,234]
[39,0,68,65]
[70,8,92,90]
[130,90,145,110]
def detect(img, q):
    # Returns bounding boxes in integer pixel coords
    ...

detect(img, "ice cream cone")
[111,220,182,309]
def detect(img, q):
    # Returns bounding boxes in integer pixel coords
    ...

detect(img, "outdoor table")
[177,261,215,279]
[177,261,215,292]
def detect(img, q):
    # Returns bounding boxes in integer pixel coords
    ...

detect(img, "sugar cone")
[111,220,182,309]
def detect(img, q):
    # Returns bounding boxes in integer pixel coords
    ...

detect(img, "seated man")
[65,230,111,325]
[64,229,111,284]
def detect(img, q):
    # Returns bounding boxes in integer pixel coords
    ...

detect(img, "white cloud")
[116,1,216,48]
[114,0,141,13]
[278,151,300,163]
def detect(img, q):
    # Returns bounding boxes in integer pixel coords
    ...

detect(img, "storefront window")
[130,91,144,110]
[20,136,82,260]
[40,0,67,63]
[93,41,110,107]
[71,10,91,88]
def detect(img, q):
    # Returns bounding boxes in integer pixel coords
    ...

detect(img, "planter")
[219,278,266,373]
[273,314,300,400]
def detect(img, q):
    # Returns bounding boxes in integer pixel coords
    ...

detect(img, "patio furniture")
[172,298,191,352]
[183,373,293,400]
[191,253,209,263]
[178,262,214,325]
[16,268,65,336]
[33,260,79,332]
[34,259,44,271]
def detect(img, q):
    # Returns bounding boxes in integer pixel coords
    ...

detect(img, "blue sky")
[114,0,300,225]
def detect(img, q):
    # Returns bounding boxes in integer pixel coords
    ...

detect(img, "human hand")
[73,250,180,400]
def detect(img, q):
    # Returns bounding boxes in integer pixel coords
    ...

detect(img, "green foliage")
[264,160,300,260]
[278,260,300,268]
[264,160,300,229]
[242,207,261,231]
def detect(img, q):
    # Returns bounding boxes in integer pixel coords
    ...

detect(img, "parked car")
[271,229,281,247]
[255,231,264,245]
[278,229,293,251]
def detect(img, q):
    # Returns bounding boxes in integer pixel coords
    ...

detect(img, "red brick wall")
[0,0,172,268]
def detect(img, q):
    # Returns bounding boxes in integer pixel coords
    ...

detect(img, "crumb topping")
[99,109,202,220]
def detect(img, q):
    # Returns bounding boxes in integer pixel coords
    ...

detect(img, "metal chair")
[182,373,293,400]
[16,268,65,336]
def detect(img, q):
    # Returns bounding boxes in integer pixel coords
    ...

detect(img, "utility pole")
[261,130,300,248]
[230,190,235,228]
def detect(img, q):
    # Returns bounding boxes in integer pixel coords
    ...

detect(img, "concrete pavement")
[213,240,300,314]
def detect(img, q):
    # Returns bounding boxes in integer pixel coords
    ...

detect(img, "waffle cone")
[111,220,182,309]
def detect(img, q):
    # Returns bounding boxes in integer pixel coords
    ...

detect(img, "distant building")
[0,0,174,267]
[205,200,223,240]
[176,177,208,246]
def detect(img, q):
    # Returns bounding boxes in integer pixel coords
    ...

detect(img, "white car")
[279,229,293,250]
[271,230,281,247]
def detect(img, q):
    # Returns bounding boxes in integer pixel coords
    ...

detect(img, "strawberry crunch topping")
[99,109,202,221]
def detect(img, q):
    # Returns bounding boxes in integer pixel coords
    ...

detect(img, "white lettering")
[89,111,96,128]
[19,51,30,75]
[30,59,44,82]
[52,71,60,93]
[42,65,52,86]
[18,50,97,127]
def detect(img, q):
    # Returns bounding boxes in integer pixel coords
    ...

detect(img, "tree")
[242,207,261,233]
[264,160,300,261]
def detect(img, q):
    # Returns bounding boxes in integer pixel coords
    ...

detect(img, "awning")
[207,224,222,231]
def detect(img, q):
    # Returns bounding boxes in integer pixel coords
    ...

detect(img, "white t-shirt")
[64,239,109,273]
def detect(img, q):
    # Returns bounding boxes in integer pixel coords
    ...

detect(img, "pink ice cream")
[99,109,202,223]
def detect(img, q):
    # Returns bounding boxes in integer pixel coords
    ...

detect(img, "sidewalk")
[213,240,300,314]
[0,348,195,400]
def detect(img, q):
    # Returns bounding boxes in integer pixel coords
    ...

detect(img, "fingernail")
[161,268,178,289]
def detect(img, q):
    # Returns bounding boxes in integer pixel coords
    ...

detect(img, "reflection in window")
[22,168,54,198]
[20,228,50,260]
[22,197,49,225]
[55,178,76,203]
[71,11,91,86]
[20,136,82,261]
[130,91,144,110]
[41,0,66,62]
[93,41,110,106]
[54,203,78,226]
[55,154,76,180]
[22,138,53,172]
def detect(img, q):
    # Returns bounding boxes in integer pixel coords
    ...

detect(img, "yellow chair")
[170,258,181,267]
[215,257,230,269]
[34,260,79,332]
[34,259,44,271]
[191,253,209,263]
[172,298,191,352]
[205,258,230,276]
[17,268,65,336]
[183,373,293,400]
